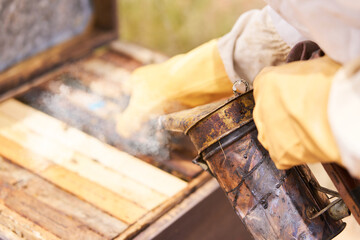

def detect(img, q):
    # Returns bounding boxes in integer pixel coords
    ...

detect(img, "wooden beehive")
[0,1,244,239]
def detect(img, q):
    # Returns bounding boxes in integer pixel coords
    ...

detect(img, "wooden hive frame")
[0,0,118,103]
[0,1,216,239]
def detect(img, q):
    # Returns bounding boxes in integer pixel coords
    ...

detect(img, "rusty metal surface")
[328,200,351,221]
[323,163,360,224]
[162,91,254,153]
[161,100,227,134]
[201,125,345,240]
[169,92,346,239]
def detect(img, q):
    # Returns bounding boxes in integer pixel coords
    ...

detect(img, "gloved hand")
[116,39,233,138]
[253,56,343,169]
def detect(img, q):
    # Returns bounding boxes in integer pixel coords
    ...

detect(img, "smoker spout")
[159,99,227,134]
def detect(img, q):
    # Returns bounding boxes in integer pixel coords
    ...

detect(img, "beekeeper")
[117,0,360,178]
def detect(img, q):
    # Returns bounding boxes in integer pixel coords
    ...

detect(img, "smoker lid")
[162,91,255,153]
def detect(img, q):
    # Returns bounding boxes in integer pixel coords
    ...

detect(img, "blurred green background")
[119,0,264,56]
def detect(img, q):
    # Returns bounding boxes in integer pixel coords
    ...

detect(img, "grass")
[119,0,264,56]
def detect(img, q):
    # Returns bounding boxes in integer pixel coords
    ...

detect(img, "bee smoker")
[162,91,346,239]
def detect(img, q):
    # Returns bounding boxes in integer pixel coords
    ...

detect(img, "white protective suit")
[218,1,360,177]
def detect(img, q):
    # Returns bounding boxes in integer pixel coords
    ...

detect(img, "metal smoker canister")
[162,91,345,240]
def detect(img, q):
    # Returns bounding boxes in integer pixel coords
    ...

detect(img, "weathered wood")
[0,157,128,238]
[0,184,103,240]
[43,80,127,120]
[72,58,133,99]
[157,152,201,180]
[0,66,65,104]
[115,172,212,240]
[19,86,124,152]
[0,203,60,240]
[110,41,168,64]
[0,222,24,240]
[42,166,146,224]
[99,50,143,71]
[19,83,202,181]
[0,113,168,210]
[0,0,92,72]
[0,30,117,99]
[0,133,147,224]
[135,179,252,240]
[0,0,119,101]
[0,99,187,197]
[14,46,202,181]
[93,0,118,30]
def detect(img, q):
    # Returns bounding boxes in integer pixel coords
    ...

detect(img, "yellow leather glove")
[117,39,233,137]
[253,56,343,169]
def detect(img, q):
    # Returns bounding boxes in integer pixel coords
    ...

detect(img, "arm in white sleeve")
[328,58,360,178]
[217,6,292,92]
[265,0,360,64]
